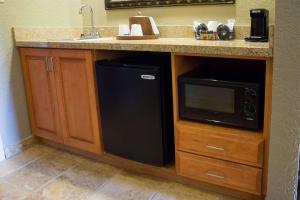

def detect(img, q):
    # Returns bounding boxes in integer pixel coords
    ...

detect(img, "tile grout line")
[149,192,159,200]
[0,145,58,178]
[1,178,53,200]
[32,162,81,194]
[1,146,122,199]
[0,153,47,179]
[98,170,124,190]
[0,178,33,195]
[87,168,125,198]
[0,161,80,197]
[88,169,161,200]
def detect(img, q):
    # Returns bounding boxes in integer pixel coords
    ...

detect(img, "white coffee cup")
[118,24,130,36]
[207,21,219,32]
[130,24,143,36]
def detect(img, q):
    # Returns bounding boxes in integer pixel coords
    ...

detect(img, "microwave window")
[185,84,235,113]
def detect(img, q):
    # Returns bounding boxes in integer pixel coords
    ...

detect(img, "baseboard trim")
[4,136,39,159]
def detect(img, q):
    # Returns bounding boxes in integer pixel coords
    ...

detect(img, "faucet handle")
[90,31,101,38]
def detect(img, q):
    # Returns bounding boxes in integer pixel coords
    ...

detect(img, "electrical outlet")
[0,0,4,4]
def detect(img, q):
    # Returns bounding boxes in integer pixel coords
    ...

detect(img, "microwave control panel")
[243,88,259,121]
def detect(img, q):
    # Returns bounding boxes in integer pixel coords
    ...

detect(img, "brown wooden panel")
[176,151,262,195]
[262,58,273,195]
[53,49,102,154]
[59,58,93,142]
[171,54,202,122]
[176,122,264,167]
[20,48,63,143]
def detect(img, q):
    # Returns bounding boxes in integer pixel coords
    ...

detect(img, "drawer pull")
[44,56,49,71]
[205,145,225,151]
[49,57,55,72]
[205,172,225,179]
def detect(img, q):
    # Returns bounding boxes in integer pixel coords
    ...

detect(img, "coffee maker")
[245,9,269,42]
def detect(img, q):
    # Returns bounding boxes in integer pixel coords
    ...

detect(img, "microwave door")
[184,84,235,114]
[179,82,241,127]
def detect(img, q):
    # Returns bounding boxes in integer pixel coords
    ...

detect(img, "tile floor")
[0,144,239,200]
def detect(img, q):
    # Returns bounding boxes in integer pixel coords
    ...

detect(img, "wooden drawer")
[176,123,264,167]
[176,151,262,195]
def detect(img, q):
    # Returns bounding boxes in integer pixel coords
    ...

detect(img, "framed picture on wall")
[105,0,235,10]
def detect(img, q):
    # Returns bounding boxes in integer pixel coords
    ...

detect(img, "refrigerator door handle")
[141,75,156,80]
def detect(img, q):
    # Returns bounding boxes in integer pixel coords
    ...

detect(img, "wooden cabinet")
[176,151,262,195]
[171,53,273,196]
[21,48,63,143]
[176,122,264,167]
[20,49,272,199]
[53,50,101,154]
[21,48,102,154]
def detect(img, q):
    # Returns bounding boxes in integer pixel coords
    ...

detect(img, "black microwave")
[178,68,264,131]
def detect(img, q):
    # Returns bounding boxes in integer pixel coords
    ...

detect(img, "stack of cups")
[118,24,130,36]
[130,24,143,36]
[118,24,143,36]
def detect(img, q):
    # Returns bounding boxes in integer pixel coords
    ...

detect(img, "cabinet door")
[53,50,102,154]
[20,48,63,143]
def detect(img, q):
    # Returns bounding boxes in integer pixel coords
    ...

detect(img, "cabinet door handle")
[204,145,225,151]
[205,172,225,179]
[44,56,49,71]
[49,57,55,72]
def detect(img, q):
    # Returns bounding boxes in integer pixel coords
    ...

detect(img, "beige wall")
[267,0,300,199]
[82,0,274,26]
[0,0,82,156]
[0,1,82,27]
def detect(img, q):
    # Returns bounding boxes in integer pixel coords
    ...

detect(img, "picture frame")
[105,0,235,10]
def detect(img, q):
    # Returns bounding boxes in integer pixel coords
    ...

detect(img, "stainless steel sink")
[62,37,113,42]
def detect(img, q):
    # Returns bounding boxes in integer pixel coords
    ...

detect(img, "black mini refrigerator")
[95,55,174,166]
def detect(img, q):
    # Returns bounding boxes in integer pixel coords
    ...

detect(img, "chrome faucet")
[79,4,100,39]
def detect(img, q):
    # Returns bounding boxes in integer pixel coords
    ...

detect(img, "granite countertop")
[15,37,272,58]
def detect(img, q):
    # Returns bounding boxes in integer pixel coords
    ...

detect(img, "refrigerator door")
[97,64,165,165]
